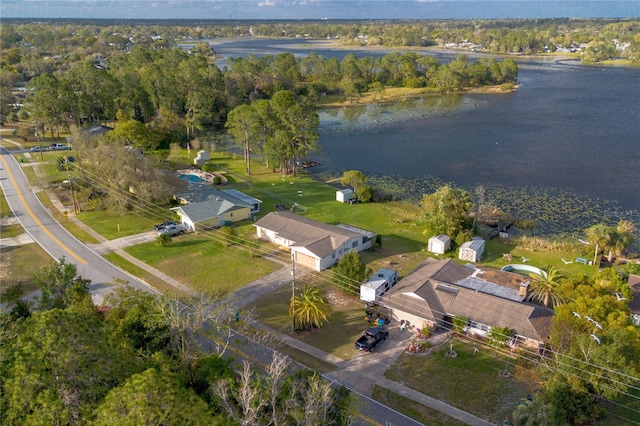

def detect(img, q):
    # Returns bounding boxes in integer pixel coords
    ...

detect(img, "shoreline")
[316,84,518,109]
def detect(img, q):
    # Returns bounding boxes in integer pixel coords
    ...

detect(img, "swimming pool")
[501,264,547,278]
[179,173,205,183]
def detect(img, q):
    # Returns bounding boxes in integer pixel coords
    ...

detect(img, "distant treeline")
[2,23,517,144]
[2,17,639,58]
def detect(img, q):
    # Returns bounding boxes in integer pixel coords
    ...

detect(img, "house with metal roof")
[381,258,553,347]
[254,211,376,271]
[223,189,262,214]
[171,188,254,231]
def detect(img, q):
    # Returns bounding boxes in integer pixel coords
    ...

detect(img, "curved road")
[0,144,159,302]
[1,139,493,426]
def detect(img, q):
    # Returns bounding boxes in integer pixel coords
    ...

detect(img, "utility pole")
[291,252,296,332]
[65,159,78,215]
[34,120,44,161]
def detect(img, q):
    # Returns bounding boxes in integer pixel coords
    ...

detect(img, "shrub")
[156,234,171,247]
[452,315,467,334]
[212,175,222,185]
[218,225,235,247]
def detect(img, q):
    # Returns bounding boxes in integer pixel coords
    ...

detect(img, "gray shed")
[458,238,486,263]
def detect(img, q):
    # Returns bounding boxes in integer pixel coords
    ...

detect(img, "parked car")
[154,220,177,231]
[50,143,72,151]
[30,146,49,152]
[355,326,389,352]
[157,223,186,237]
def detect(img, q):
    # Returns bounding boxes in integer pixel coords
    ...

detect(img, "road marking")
[0,153,87,265]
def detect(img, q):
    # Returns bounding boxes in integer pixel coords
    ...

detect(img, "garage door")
[295,251,317,270]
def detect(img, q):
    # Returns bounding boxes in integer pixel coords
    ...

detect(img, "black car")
[355,326,389,352]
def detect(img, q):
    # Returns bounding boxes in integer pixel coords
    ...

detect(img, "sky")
[1,0,639,20]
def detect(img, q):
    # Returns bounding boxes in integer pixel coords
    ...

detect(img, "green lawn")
[103,252,184,297]
[370,385,466,426]
[77,209,160,240]
[124,233,279,295]
[0,242,53,296]
[384,337,541,425]
[0,190,13,218]
[482,238,599,277]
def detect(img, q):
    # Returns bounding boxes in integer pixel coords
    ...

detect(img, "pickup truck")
[157,223,186,236]
[50,143,72,151]
[355,327,388,352]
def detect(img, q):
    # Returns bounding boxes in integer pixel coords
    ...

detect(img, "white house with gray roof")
[253,211,376,271]
[171,188,256,231]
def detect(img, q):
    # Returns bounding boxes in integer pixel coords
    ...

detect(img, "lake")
[193,38,640,235]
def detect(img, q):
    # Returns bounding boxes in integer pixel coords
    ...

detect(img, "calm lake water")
[193,38,640,234]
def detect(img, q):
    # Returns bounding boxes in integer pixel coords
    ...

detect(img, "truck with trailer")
[360,268,398,304]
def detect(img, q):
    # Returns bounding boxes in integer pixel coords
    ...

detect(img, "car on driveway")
[355,326,389,352]
[156,223,187,237]
[154,220,177,231]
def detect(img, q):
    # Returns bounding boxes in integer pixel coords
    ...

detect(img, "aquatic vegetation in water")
[361,174,640,237]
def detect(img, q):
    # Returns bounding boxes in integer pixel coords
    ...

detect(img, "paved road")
[1,136,495,426]
[0,143,159,303]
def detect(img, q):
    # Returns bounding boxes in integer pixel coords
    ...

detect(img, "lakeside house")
[253,211,376,271]
[381,258,553,347]
[171,186,259,231]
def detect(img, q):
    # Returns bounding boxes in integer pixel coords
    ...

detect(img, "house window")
[352,240,358,248]
[332,253,335,259]
[468,321,489,331]
[230,213,233,217]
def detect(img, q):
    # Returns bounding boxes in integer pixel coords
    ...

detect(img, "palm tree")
[612,220,637,261]
[585,224,615,264]
[289,286,331,331]
[528,265,565,308]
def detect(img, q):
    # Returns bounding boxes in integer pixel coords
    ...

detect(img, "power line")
[65,160,640,402]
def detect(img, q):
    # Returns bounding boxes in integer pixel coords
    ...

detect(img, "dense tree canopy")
[420,185,473,244]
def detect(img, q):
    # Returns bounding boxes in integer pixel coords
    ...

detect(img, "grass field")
[370,385,466,426]
[123,233,279,295]
[0,243,53,296]
[384,337,542,424]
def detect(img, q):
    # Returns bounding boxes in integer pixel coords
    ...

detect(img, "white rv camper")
[360,269,399,303]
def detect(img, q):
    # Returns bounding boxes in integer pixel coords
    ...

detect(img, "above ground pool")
[501,264,547,278]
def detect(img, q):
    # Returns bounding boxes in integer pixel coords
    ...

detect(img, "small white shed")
[428,234,451,254]
[458,238,485,263]
[193,150,211,166]
[336,189,354,203]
